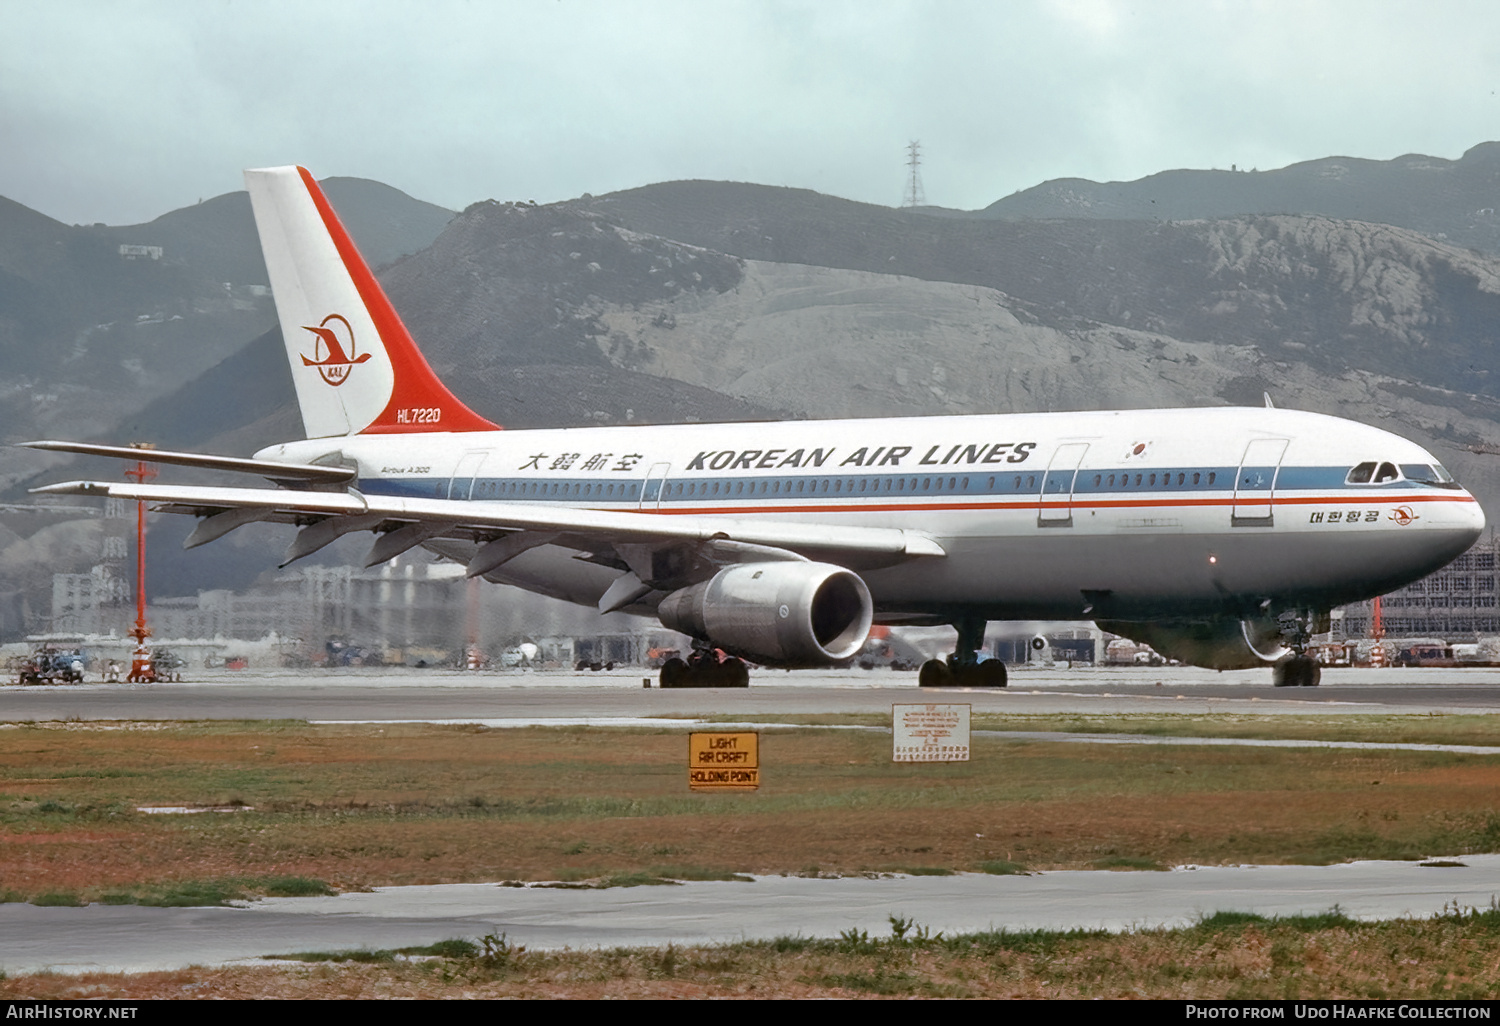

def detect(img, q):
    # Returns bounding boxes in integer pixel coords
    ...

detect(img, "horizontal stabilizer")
[18,441,354,484]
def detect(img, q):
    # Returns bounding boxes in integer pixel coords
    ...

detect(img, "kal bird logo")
[301,314,370,386]
[1389,506,1420,526]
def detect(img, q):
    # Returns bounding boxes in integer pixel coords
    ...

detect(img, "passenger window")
[1346,462,1376,484]
[1208,472,1216,485]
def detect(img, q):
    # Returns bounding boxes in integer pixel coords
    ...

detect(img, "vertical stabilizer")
[244,166,497,437]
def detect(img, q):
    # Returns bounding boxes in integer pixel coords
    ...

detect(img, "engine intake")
[657,562,873,667]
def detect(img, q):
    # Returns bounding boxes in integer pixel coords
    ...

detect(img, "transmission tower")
[903,140,925,208]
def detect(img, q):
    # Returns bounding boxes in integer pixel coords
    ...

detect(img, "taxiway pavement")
[7,665,1500,722]
[3,858,1499,975]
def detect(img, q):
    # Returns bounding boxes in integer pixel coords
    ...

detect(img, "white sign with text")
[892,703,971,762]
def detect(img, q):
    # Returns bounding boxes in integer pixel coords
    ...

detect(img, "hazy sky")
[5,0,1500,225]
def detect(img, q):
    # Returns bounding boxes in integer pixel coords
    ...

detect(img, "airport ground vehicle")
[25,167,1486,689]
[10,648,85,685]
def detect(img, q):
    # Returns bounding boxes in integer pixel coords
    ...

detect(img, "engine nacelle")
[1096,617,1291,670]
[657,562,874,667]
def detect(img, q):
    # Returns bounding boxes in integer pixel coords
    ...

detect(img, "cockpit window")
[1401,463,1459,486]
[1346,462,1376,484]
[1374,462,1399,483]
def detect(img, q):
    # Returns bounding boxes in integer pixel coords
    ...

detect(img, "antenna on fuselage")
[1263,392,1275,409]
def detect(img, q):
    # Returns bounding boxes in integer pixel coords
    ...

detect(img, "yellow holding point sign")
[689,732,760,791]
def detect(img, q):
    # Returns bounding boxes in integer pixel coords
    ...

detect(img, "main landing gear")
[659,647,750,688]
[1271,609,1322,687]
[918,617,1008,688]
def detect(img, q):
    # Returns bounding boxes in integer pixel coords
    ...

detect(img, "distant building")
[51,565,129,634]
[147,561,468,649]
[117,244,163,261]
[1340,535,1500,640]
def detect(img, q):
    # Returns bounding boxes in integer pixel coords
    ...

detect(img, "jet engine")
[1095,616,1291,671]
[656,562,874,667]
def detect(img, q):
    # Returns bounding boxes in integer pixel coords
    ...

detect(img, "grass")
[10,909,1500,998]
[2,718,1500,900]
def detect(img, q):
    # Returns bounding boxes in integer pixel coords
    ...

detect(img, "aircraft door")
[1232,438,1289,524]
[1038,443,1089,527]
[639,463,672,510]
[448,450,490,500]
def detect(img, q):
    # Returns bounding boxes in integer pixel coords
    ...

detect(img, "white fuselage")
[257,406,1486,624]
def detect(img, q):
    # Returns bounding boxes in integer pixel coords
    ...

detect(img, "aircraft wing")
[31,480,947,574]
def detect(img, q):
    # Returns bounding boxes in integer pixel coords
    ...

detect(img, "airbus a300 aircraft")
[24,166,1488,688]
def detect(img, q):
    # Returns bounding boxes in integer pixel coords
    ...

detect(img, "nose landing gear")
[1271,609,1323,687]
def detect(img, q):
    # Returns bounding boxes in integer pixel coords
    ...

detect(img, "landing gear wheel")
[659,657,689,688]
[1273,655,1320,688]
[941,660,1009,688]
[661,654,750,688]
[918,659,952,688]
[974,660,1008,688]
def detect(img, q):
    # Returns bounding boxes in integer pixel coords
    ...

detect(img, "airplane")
[21,165,1487,689]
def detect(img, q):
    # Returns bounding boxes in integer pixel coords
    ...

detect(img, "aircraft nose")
[1462,492,1488,539]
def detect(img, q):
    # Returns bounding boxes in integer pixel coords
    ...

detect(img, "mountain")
[585,182,1500,402]
[977,142,1500,256]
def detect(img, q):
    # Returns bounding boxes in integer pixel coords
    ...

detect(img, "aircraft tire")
[1273,655,1319,687]
[976,660,1008,688]
[1272,657,1294,687]
[722,658,750,688]
[918,659,952,687]
[659,657,689,688]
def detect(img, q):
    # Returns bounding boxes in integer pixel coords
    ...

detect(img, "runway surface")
[5,665,1500,975]
[4,858,1500,975]
[8,664,1500,722]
